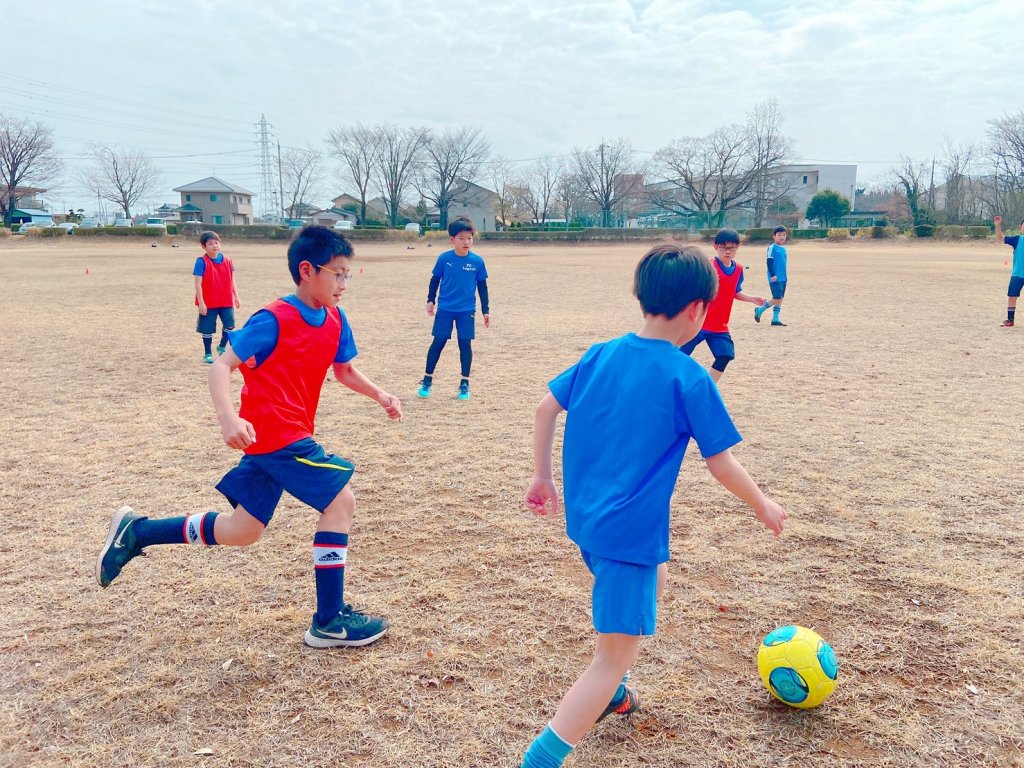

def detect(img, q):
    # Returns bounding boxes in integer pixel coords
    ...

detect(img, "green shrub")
[699,228,719,240]
[827,228,850,241]
[913,224,935,237]
[791,228,828,239]
[743,228,774,242]
[166,225,178,236]
[0,226,10,238]
[935,225,967,239]
[871,226,889,238]
[37,227,67,237]
[966,226,991,238]
[72,227,175,238]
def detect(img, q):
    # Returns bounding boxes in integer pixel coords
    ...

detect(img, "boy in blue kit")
[417,216,490,401]
[519,244,787,768]
[97,226,404,648]
[754,226,789,326]
[194,230,241,363]
[994,215,1024,327]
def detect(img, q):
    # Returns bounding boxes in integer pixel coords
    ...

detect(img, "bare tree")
[521,156,560,226]
[374,124,429,228]
[573,139,641,227]
[326,123,381,225]
[747,99,795,226]
[891,156,933,225]
[78,145,160,219]
[0,114,61,226]
[554,171,583,227]
[986,112,1024,222]
[280,147,325,220]
[417,126,490,229]
[488,156,523,229]
[940,139,975,225]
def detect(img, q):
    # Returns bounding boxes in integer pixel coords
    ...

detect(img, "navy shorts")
[432,310,475,340]
[770,281,787,300]
[215,438,354,526]
[680,330,735,361]
[581,549,659,636]
[197,306,235,335]
[1008,276,1024,298]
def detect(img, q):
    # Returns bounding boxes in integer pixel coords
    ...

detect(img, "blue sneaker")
[754,303,768,323]
[597,686,641,722]
[215,345,226,355]
[96,506,146,588]
[417,377,432,398]
[304,604,390,648]
[457,381,470,400]
[202,353,214,364]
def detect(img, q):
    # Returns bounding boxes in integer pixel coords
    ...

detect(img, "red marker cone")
[359,267,364,273]
[85,268,90,275]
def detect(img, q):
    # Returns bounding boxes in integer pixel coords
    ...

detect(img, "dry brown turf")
[1,235,1022,768]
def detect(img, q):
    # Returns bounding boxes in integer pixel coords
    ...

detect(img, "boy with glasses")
[98,226,403,648]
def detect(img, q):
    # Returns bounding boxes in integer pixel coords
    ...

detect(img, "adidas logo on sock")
[313,545,348,568]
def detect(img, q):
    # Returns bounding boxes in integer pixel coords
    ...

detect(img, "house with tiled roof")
[172,177,255,225]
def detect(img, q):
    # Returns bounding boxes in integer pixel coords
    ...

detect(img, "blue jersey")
[432,250,488,313]
[766,243,788,282]
[1005,236,1024,278]
[548,333,741,566]
[193,252,233,276]
[228,294,357,367]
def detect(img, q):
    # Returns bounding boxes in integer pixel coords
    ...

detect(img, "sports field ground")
[1,235,1021,767]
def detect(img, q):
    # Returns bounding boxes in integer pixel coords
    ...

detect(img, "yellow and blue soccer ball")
[757,625,838,709]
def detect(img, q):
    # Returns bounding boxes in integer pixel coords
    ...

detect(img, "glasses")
[318,264,352,284]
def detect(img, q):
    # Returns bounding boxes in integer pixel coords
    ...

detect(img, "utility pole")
[277,140,285,222]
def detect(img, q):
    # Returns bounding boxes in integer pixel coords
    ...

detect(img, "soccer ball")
[757,625,838,709]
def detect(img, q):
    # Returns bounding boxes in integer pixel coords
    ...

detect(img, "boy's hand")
[234,299,241,309]
[525,476,558,516]
[198,302,208,315]
[483,313,490,328]
[755,498,788,536]
[994,215,1002,225]
[377,391,404,421]
[220,415,256,450]
[752,295,766,305]
[770,276,777,283]
[426,302,435,317]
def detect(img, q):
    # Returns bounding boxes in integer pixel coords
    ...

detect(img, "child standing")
[194,230,241,363]
[519,244,787,768]
[754,226,789,327]
[680,229,766,383]
[98,226,403,648]
[418,216,490,401]
[993,215,1024,327]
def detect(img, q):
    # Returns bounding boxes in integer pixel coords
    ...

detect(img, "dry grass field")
[1,234,1022,768]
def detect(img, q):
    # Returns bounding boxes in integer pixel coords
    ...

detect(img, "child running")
[519,243,787,768]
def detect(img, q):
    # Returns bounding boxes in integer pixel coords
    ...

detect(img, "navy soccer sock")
[1009,307,1016,323]
[425,337,447,375]
[458,338,473,378]
[313,531,349,625]
[218,330,230,349]
[202,335,213,354]
[134,512,219,547]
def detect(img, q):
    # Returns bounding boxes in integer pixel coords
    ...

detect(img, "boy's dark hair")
[448,216,475,238]
[633,244,717,319]
[287,225,354,285]
[773,226,787,235]
[714,229,740,245]
[199,231,220,246]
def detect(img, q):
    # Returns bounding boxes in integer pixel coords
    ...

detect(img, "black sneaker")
[771,321,787,327]
[96,506,146,588]
[304,604,389,648]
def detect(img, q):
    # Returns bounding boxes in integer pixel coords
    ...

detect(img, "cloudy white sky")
[4,0,1022,215]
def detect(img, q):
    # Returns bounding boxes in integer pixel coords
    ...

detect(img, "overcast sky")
[4,0,1022,215]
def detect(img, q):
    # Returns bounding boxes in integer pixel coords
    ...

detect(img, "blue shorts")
[197,306,236,335]
[680,330,735,361]
[769,281,787,300]
[1008,276,1024,298]
[580,549,659,636]
[432,310,475,340]
[215,438,354,526]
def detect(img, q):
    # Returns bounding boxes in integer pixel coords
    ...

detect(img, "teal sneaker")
[215,345,226,355]
[417,377,432,398]
[304,604,390,648]
[96,506,146,588]
[202,353,214,364]
[597,686,641,722]
[457,381,470,400]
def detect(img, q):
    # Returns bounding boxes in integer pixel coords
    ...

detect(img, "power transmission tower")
[256,115,278,222]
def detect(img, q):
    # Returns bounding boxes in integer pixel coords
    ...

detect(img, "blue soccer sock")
[313,532,349,625]
[772,305,781,321]
[521,724,574,768]
[135,512,219,547]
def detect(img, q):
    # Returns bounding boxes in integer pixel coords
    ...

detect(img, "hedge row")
[480,228,689,242]
[70,227,174,238]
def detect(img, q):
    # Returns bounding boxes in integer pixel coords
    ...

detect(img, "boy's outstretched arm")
[524,393,564,516]
[736,290,767,305]
[332,362,403,421]
[209,349,256,449]
[705,449,787,535]
[994,215,1004,241]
